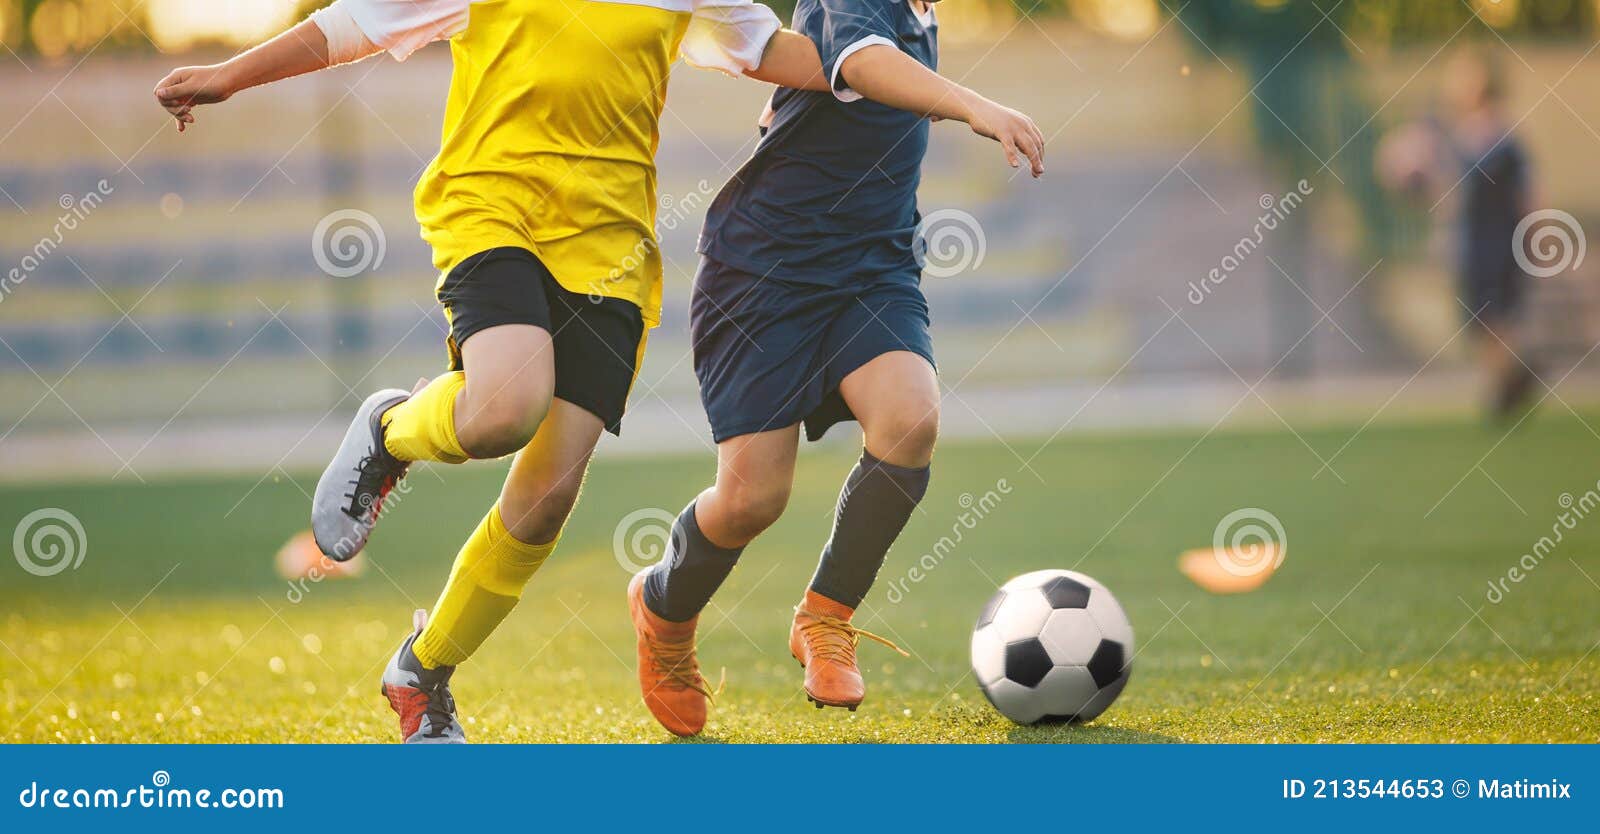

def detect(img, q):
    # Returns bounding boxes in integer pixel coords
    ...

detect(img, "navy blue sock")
[642,501,745,623]
[810,451,931,608]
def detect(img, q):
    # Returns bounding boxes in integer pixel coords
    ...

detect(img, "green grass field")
[3,412,1599,743]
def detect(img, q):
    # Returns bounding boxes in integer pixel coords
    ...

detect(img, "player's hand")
[965,98,1044,178]
[153,64,236,132]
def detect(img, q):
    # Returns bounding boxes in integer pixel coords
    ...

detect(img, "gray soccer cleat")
[311,388,410,561]
[380,610,466,744]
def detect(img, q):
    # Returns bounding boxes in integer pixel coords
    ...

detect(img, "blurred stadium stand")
[2,1,1599,479]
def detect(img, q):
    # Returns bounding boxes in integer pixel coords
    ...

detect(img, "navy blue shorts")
[691,256,935,443]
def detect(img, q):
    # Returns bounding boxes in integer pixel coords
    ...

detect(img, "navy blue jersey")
[1458,135,1528,284]
[698,0,938,284]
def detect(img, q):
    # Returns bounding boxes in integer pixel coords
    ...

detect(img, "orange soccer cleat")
[789,589,908,711]
[628,572,718,737]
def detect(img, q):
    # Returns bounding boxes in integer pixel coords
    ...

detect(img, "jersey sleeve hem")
[829,34,895,103]
[308,4,381,66]
[681,3,782,76]
[341,0,471,62]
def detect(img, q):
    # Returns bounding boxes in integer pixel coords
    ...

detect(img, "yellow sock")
[382,372,469,463]
[412,502,559,669]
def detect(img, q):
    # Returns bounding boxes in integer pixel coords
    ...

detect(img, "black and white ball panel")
[1035,666,1100,720]
[986,586,1052,642]
[1073,665,1130,722]
[1003,638,1053,688]
[1040,608,1101,666]
[1083,577,1134,647]
[971,569,1134,724]
[1086,639,1126,689]
[998,569,1064,592]
[979,677,1048,725]
[1040,575,1091,609]
[970,626,1006,685]
[975,590,1006,629]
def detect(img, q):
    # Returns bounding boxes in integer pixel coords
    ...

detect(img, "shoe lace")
[796,607,910,665]
[416,678,458,737]
[644,632,724,702]
[343,450,404,519]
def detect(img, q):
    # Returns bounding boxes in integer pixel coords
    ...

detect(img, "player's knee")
[462,388,550,458]
[869,403,940,466]
[457,367,553,456]
[718,479,791,539]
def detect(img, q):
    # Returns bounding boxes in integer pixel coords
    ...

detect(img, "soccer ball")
[971,569,1133,724]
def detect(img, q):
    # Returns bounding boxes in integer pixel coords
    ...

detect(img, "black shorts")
[691,256,935,444]
[437,247,645,435]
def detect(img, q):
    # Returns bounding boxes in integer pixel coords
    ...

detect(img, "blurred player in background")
[154,0,831,743]
[1378,46,1538,421]
[629,0,1044,736]
[1444,48,1538,421]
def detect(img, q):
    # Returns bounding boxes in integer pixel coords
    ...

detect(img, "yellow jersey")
[331,0,780,326]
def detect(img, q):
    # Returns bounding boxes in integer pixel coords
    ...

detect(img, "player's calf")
[631,494,766,735]
[792,448,928,708]
[496,398,604,545]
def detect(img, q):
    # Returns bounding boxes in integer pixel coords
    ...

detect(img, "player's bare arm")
[745,29,831,92]
[839,44,1045,177]
[153,0,461,133]
[153,19,341,131]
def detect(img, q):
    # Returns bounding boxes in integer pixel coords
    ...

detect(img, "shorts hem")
[709,416,807,445]
[557,394,626,437]
[708,344,936,445]
[447,316,553,371]
[803,344,935,441]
